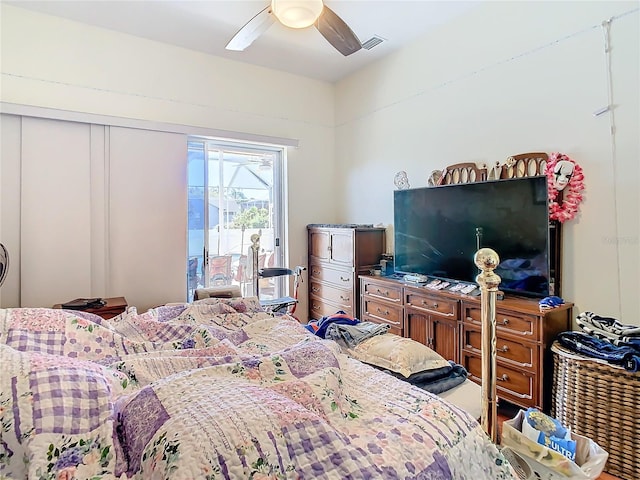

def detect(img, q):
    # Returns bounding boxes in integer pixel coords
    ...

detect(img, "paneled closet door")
[17,117,187,310]
[20,117,95,307]
[0,114,22,308]
[109,127,187,310]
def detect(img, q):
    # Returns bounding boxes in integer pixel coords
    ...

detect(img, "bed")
[0,298,515,479]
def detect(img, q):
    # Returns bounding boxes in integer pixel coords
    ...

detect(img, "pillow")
[194,284,241,300]
[345,333,450,378]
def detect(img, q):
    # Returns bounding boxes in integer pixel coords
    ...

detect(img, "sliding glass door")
[187,139,285,301]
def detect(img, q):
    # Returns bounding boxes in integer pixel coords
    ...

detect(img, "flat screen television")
[393,176,552,298]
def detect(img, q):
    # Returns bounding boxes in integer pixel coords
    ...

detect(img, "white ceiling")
[6,0,481,82]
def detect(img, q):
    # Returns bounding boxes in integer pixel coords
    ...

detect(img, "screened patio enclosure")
[187,139,284,302]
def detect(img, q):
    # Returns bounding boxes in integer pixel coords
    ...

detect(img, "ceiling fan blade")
[315,5,362,56]
[226,6,276,51]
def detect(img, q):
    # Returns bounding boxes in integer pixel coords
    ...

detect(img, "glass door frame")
[187,137,287,301]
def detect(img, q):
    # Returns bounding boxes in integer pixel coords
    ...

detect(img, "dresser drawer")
[405,289,458,318]
[462,303,539,340]
[461,326,537,371]
[463,352,537,407]
[362,297,403,329]
[309,281,352,308]
[309,263,354,288]
[362,279,402,302]
[309,297,353,320]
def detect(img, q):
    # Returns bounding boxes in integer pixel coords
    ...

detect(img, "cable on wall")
[598,17,624,315]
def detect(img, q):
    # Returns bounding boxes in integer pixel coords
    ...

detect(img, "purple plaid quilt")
[0,299,516,479]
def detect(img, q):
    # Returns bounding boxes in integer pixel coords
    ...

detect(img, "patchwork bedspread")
[0,298,516,479]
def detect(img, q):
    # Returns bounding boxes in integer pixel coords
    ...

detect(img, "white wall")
[335,1,639,324]
[0,5,338,314]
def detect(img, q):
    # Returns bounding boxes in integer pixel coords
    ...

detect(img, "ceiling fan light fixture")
[271,0,324,29]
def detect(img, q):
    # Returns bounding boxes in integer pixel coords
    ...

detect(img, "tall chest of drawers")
[307,225,385,320]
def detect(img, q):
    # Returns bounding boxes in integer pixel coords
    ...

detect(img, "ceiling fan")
[226,0,362,56]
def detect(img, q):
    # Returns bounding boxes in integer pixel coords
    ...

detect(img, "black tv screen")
[394,177,550,297]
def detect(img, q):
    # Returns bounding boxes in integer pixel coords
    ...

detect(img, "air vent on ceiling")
[361,35,385,50]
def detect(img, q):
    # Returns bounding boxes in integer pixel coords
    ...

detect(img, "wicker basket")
[551,341,640,480]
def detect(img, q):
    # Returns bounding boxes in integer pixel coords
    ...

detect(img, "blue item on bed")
[305,310,360,337]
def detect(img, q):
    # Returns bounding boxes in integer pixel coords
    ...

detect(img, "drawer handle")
[372,316,401,326]
[421,300,439,309]
[312,305,320,311]
[499,345,510,353]
[375,307,390,316]
[419,307,455,317]
[311,287,320,293]
[501,318,510,325]
[340,276,350,282]
[376,288,389,296]
[340,295,350,301]
[312,269,320,276]
[497,374,509,382]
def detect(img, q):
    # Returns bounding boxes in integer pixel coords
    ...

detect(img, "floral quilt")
[0,298,516,479]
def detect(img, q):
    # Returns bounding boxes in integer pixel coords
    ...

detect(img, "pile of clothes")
[306,311,469,394]
[305,311,390,348]
[557,311,640,372]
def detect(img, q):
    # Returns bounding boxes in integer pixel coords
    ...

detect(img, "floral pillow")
[344,333,450,378]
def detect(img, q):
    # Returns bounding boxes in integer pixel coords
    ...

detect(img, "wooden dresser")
[307,225,385,320]
[360,275,572,411]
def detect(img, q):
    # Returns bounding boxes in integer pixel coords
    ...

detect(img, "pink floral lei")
[545,152,585,223]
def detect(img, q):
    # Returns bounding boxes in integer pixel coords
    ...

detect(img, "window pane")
[187,142,206,300]
[187,138,284,301]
